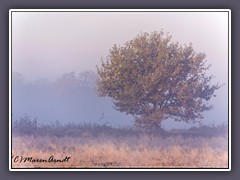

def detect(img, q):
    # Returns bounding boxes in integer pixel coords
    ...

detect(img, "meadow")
[11,118,228,169]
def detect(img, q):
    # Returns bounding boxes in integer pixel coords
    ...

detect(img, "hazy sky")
[11,11,229,127]
[12,11,228,82]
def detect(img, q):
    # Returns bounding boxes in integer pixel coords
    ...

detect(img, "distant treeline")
[12,114,228,138]
[12,71,132,126]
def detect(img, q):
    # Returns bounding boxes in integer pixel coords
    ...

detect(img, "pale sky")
[11,11,229,127]
[12,11,228,82]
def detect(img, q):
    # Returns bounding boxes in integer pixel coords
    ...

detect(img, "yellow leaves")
[97,30,219,125]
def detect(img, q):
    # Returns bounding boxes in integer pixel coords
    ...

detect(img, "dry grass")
[12,133,228,168]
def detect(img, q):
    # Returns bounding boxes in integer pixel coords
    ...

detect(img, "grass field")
[12,130,228,168]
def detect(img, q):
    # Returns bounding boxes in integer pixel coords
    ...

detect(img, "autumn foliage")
[97,31,220,128]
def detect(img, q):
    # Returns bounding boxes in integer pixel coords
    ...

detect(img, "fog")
[12,71,133,127]
[11,11,229,129]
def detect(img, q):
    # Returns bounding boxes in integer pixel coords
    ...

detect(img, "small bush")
[13,114,38,135]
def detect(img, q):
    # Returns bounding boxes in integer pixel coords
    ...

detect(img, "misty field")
[12,123,228,168]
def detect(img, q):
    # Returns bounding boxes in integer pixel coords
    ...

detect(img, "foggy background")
[11,11,229,129]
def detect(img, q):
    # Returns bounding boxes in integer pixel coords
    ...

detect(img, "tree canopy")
[96,31,220,129]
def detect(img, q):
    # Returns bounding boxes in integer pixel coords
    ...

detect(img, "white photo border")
[9,9,231,171]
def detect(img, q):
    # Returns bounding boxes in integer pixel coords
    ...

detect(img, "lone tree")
[96,31,220,130]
